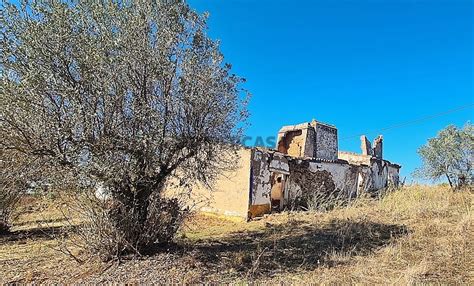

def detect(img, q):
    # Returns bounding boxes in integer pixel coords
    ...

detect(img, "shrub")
[68,190,188,261]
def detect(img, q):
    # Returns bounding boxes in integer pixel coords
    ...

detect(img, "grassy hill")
[1,185,472,284]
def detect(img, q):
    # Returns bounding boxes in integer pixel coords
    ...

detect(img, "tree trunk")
[108,179,168,254]
[445,173,453,189]
[0,219,10,234]
[107,184,151,252]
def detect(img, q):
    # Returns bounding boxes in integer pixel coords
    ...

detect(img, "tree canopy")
[415,123,473,188]
[1,0,248,254]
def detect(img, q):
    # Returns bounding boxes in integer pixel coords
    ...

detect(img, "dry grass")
[0,185,472,284]
[262,185,473,284]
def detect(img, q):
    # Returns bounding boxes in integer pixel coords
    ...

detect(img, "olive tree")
[1,0,248,254]
[415,123,473,189]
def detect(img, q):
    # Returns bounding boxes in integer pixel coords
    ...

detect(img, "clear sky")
[189,0,473,182]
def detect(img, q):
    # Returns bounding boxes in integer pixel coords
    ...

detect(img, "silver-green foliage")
[1,0,248,253]
[415,123,473,188]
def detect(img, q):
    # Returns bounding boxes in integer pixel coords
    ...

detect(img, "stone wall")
[279,130,304,157]
[313,122,338,161]
[366,159,400,191]
[285,159,360,203]
[277,120,338,160]
[373,135,383,159]
[360,135,373,156]
[277,123,314,157]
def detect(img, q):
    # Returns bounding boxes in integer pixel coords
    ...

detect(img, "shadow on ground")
[188,218,409,278]
[0,225,74,242]
[0,216,409,282]
[13,217,70,228]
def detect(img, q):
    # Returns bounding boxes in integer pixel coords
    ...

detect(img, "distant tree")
[415,123,473,189]
[1,0,248,255]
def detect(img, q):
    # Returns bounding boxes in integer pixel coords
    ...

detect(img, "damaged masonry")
[186,119,401,220]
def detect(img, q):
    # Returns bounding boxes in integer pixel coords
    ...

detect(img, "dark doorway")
[271,172,286,212]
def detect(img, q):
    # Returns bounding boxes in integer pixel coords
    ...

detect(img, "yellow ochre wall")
[178,148,252,220]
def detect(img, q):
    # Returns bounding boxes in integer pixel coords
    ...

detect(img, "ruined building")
[189,119,401,220]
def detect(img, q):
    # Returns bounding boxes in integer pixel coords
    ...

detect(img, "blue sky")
[189,0,474,182]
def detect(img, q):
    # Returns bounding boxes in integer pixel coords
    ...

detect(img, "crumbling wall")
[285,161,335,200]
[373,135,383,159]
[285,159,360,207]
[313,123,338,161]
[364,159,400,192]
[277,123,315,158]
[360,135,373,156]
[309,162,359,197]
[304,127,316,157]
[356,168,372,193]
[368,160,388,190]
[277,130,304,157]
[248,148,400,219]
[338,151,372,165]
[276,121,338,160]
[269,152,290,174]
[250,149,272,206]
[249,149,290,218]
[387,165,401,187]
[286,158,400,203]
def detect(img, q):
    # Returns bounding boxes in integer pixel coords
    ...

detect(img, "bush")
[303,188,350,212]
[69,190,188,261]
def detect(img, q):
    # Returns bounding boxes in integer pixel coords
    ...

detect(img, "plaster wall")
[249,149,401,217]
[363,160,401,192]
[285,160,360,201]
[249,149,290,218]
[338,151,372,165]
[168,148,252,219]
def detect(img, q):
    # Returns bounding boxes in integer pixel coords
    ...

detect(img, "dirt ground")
[1,185,473,284]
